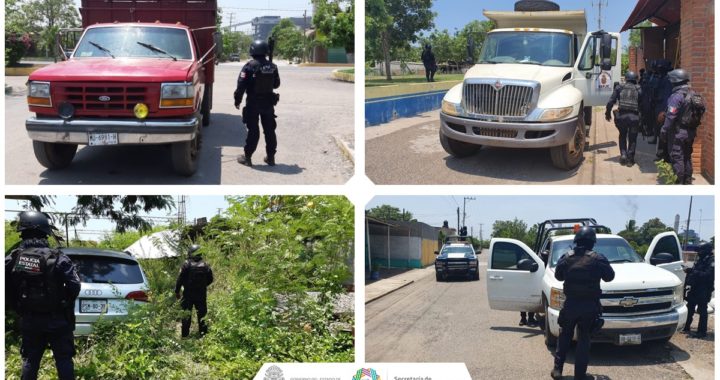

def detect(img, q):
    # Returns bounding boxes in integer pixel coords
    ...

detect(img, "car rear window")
[71,256,144,284]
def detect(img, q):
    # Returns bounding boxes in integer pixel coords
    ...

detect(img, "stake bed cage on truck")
[439,8,622,170]
[26,0,220,176]
[486,218,688,346]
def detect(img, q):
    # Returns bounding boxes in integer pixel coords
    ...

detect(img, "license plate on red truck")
[88,133,118,146]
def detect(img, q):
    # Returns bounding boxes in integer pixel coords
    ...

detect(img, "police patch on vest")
[667,106,678,114]
[15,255,42,272]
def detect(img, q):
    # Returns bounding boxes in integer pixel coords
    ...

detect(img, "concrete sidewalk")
[365,266,435,304]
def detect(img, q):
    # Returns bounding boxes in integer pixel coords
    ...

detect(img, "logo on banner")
[264,365,284,380]
[353,368,381,380]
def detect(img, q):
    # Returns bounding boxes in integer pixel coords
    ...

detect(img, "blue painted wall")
[365,90,447,127]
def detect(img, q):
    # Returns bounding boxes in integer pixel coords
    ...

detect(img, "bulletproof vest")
[678,89,706,129]
[11,247,63,313]
[186,260,209,290]
[562,250,603,300]
[618,83,640,113]
[252,60,277,95]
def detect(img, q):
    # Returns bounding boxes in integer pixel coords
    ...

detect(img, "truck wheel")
[549,110,585,170]
[436,272,442,282]
[171,127,201,176]
[201,84,212,127]
[514,1,560,12]
[440,129,480,158]
[544,300,557,348]
[33,141,77,169]
[473,271,480,281]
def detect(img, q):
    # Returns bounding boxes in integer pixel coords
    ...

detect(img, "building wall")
[681,0,715,182]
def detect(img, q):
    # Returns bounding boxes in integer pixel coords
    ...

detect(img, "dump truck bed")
[483,10,587,35]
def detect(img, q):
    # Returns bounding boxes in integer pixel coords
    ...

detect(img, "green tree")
[6,195,175,233]
[21,0,80,58]
[222,30,253,59]
[313,0,354,54]
[366,0,435,80]
[492,218,533,246]
[272,18,304,61]
[629,21,652,48]
[366,205,414,221]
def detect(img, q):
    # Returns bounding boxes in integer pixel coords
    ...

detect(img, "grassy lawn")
[365,73,465,87]
[339,68,354,74]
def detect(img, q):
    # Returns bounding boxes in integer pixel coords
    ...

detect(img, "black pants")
[424,64,436,82]
[181,295,208,337]
[520,312,536,321]
[668,128,696,184]
[615,115,639,161]
[21,327,75,380]
[244,105,277,158]
[685,300,708,334]
[555,298,598,379]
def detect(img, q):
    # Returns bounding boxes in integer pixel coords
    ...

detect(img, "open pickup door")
[486,238,545,312]
[644,231,685,282]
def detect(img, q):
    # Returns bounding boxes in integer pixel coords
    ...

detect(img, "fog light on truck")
[441,100,460,116]
[134,103,149,119]
[550,287,565,309]
[539,106,574,121]
[58,102,75,119]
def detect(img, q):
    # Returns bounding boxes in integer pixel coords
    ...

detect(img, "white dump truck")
[439,5,622,170]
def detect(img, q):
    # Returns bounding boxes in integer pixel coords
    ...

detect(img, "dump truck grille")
[55,84,151,115]
[462,82,535,117]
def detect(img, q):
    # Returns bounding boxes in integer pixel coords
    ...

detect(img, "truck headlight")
[27,81,52,107]
[550,287,565,309]
[442,100,460,116]
[672,285,685,307]
[469,260,478,267]
[539,106,574,121]
[160,83,195,108]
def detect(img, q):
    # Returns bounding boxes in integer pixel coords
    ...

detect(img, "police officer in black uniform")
[651,60,673,158]
[552,227,615,380]
[175,244,214,337]
[640,60,657,139]
[421,44,437,82]
[235,39,281,167]
[683,242,714,338]
[661,69,700,185]
[606,71,642,166]
[5,211,81,380]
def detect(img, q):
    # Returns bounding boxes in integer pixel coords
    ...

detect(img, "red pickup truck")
[25,0,219,176]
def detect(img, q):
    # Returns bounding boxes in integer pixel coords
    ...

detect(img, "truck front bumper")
[26,116,199,145]
[440,112,578,149]
[547,304,687,344]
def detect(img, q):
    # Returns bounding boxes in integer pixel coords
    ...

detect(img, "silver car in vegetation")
[65,248,150,336]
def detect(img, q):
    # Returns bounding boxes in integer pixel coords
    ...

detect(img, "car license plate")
[80,299,108,313]
[88,133,118,146]
[619,333,642,345]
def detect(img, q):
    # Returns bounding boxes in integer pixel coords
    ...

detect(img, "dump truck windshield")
[479,31,573,67]
[74,26,193,60]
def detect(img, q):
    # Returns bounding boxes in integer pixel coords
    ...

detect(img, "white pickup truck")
[486,219,687,346]
[440,8,621,170]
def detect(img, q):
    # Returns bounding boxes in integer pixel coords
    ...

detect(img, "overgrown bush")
[656,160,678,185]
[5,33,31,67]
[5,196,354,379]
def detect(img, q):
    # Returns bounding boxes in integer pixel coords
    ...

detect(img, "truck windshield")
[441,246,474,257]
[74,26,192,60]
[550,237,644,267]
[479,31,573,67]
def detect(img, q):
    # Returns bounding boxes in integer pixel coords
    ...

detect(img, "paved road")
[366,253,713,379]
[5,62,353,184]
[365,110,709,185]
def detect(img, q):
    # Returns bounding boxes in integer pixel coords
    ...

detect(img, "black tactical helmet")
[188,244,201,257]
[698,242,713,255]
[625,71,638,83]
[249,40,269,57]
[667,69,690,85]
[425,44,431,50]
[573,226,597,248]
[16,211,54,237]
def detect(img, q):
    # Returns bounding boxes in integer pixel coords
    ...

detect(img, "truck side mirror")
[600,33,612,60]
[650,252,674,265]
[434,250,439,255]
[517,258,539,273]
[601,58,612,71]
[213,32,223,57]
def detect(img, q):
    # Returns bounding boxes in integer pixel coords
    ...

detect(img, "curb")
[299,62,353,67]
[332,135,354,164]
[331,69,354,82]
[6,64,47,76]
[365,280,415,304]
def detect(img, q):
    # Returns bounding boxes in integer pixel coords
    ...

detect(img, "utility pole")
[456,207,460,233]
[462,197,475,229]
[592,0,608,30]
[684,196,693,249]
[228,12,235,32]
[303,9,308,63]
[471,226,474,238]
[479,223,483,246]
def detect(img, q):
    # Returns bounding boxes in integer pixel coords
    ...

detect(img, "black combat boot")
[264,156,276,166]
[238,154,252,167]
[551,367,562,379]
[619,154,627,165]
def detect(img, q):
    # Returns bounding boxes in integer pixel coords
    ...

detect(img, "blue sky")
[367,196,715,241]
[5,196,230,241]
[429,0,637,46]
